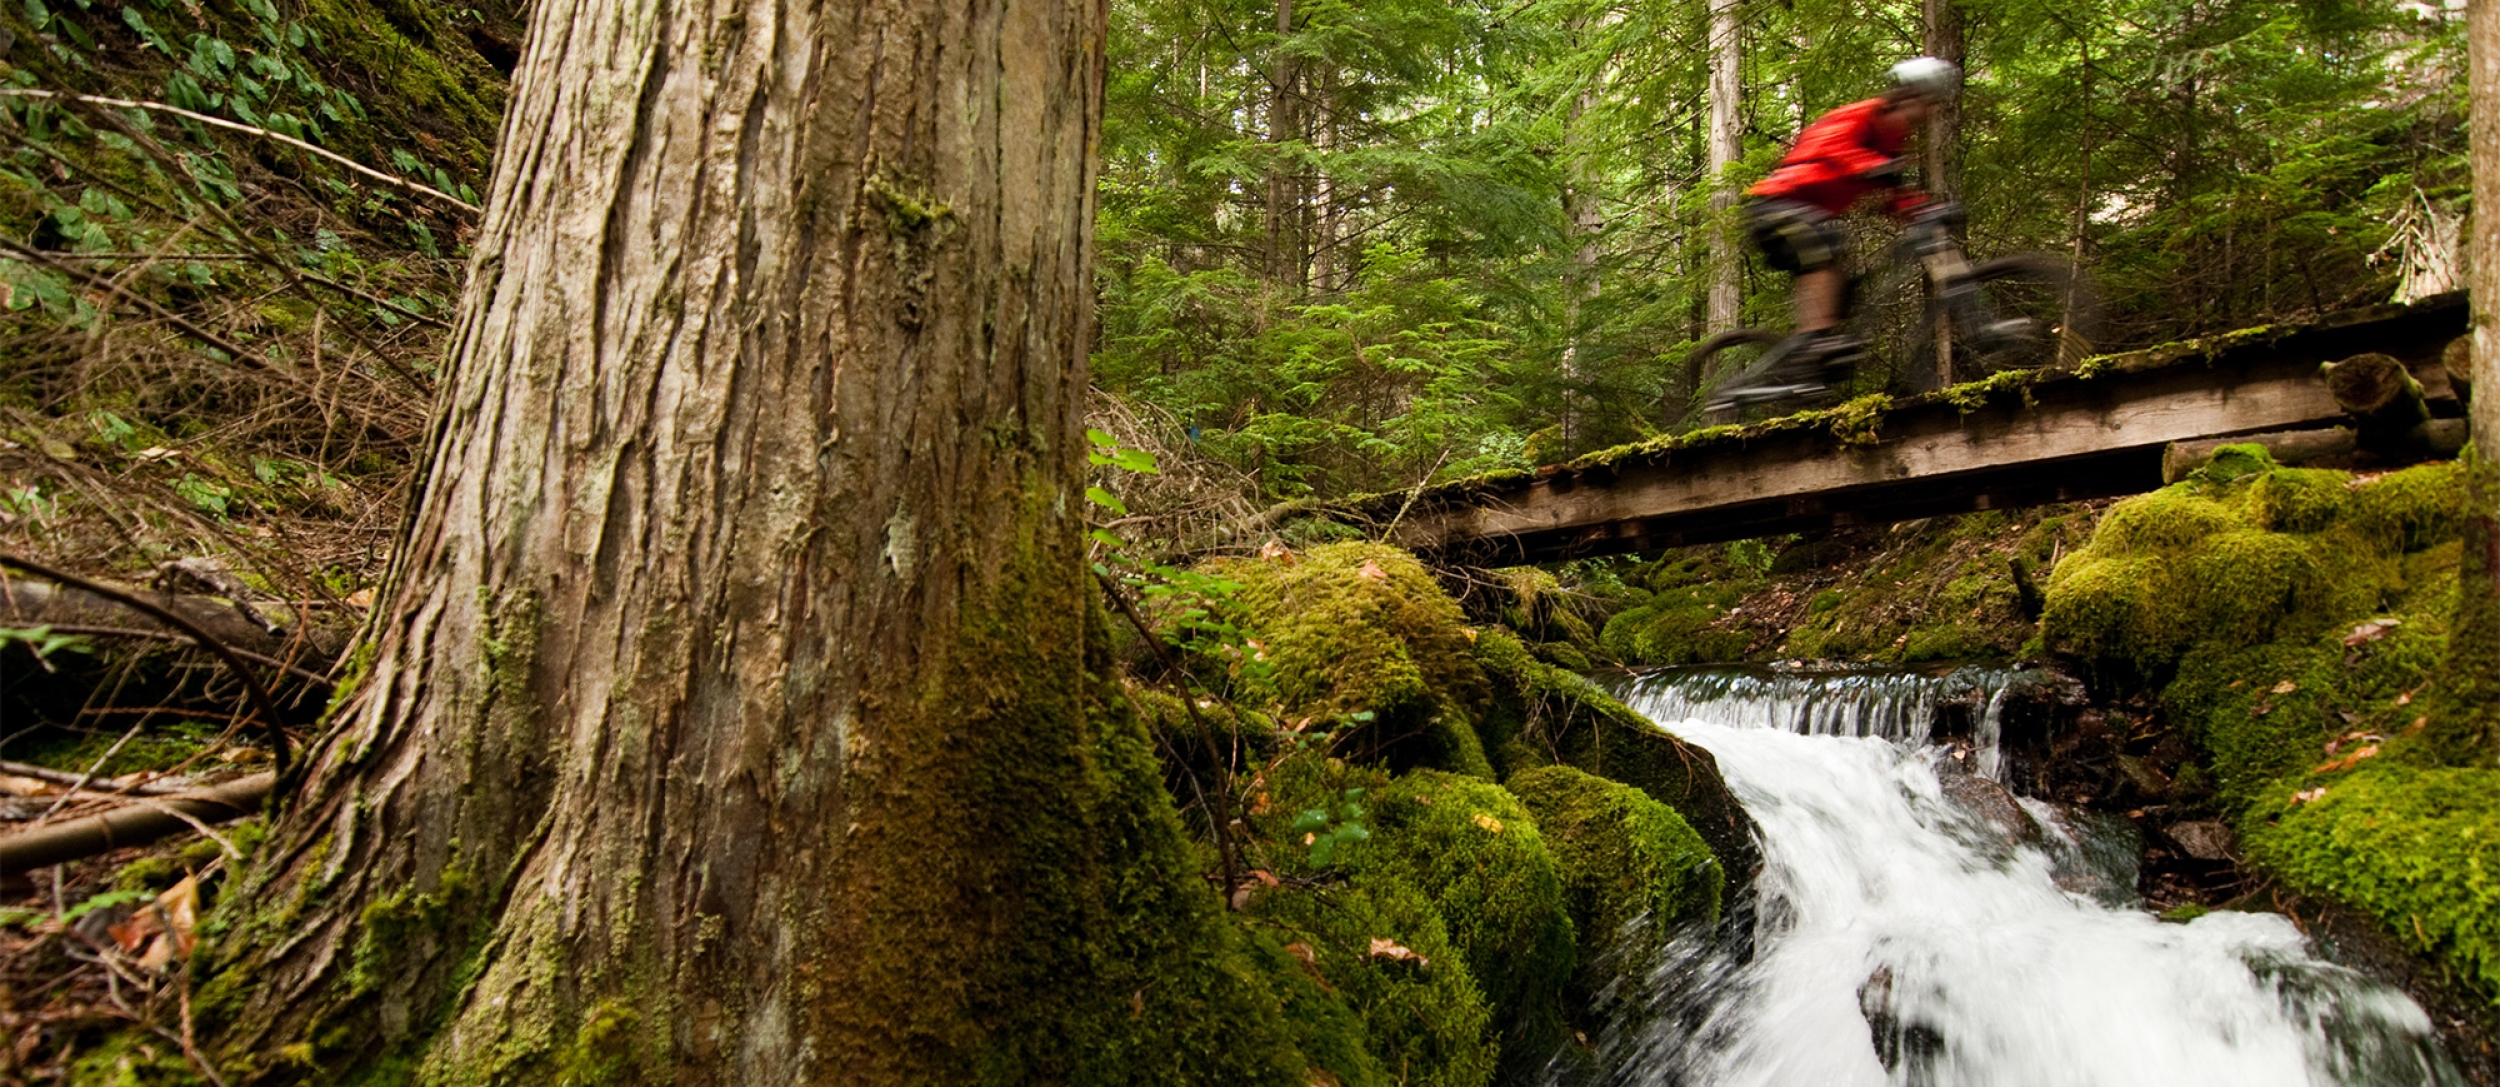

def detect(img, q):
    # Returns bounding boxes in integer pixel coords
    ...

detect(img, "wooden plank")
[1392,295,2470,563]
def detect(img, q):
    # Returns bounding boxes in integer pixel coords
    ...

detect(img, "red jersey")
[1747,97,1925,218]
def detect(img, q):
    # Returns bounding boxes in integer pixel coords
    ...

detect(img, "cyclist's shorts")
[1745,197,1844,275]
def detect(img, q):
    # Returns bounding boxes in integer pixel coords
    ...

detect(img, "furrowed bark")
[186,0,1258,1081]
[2454,0,2500,764]
[1704,0,1742,336]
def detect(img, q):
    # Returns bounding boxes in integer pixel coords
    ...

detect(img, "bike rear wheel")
[1925,255,2102,385]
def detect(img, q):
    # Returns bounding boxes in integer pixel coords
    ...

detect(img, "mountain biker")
[1710,56,1961,410]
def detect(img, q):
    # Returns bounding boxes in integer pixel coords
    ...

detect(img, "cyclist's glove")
[1860,158,1906,185]
[1918,199,1967,227]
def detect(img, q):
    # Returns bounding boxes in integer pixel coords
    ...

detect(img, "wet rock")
[1936,760,2044,852]
[2165,820,2235,861]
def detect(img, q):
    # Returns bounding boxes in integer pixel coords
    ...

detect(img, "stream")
[1602,665,2463,1087]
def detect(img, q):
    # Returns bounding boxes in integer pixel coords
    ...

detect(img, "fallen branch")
[0,556,290,778]
[0,758,190,797]
[0,772,272,875]
[0,574,351,667]
[0,88,481,215]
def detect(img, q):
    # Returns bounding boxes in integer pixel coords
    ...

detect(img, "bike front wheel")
[1933,255,2102,383]
[1681,328,1785,427]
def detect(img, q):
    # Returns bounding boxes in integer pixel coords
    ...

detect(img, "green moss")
[1506,764,1719,1024]
[114,855,185,894]
[65,1032,207,1086]
[1217,543,1495,778]
[1471,630,1753,888]
[1246,875,1497,1087]
[1238,929,1392,1087]
[1596,548,1763,666]
[1363,769,1576,1061]
[2243,764,2500,999]
[2041,452,2436,681]
[2353,461,2472,553]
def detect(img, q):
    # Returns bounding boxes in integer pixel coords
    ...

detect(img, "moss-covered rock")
[2048,452,2500,1005]
[2040,451,2437,681]
[2241,764,2500,1000]
[1585,510,2083,668]
[1506,764,1720,1023]
[1596,550,1761,665]
[1216,543,1496,778]
[1363,770,1577,1067]
[1246,873,1497,1087]
[1472,630,1754,891]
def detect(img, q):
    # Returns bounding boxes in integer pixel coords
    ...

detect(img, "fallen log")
[0,772,273,875]
[2321,353,2430,450]
[2162,427,2357,484]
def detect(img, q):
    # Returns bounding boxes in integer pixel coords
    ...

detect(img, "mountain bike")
[1684,202,2101,424]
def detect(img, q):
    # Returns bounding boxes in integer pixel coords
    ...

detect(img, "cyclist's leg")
[1717,200,1855,401]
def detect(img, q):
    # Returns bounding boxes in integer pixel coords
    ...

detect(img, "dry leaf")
[0,774,56,797]
[1471,813,1504,834]
[2405,715,2430,735]
[2289,786,2328,805]
[1250,869,1280,887]
[111,876,200,970]
[2342,618,2402,647]
[1258,538,1293,561]
[2395,690,2414,707]
[1366,937,1427,966]
[2311,744,2381,775]
[345,588,376,609]
[2270,680,2299,695]
[1284,941,1318,965]
[1356,559,1388,581]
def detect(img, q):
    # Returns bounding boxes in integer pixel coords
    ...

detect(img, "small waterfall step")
[1596,667,2463,1087]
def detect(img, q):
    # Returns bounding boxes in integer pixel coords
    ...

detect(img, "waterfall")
[1599,667,2462,1087]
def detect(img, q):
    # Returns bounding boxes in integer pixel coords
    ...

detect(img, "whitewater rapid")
[1608,669,2459,1087]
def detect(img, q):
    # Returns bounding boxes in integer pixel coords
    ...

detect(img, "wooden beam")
[1392,295,2467,564]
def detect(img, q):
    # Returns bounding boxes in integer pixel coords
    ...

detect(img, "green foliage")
[0,622,92,669]
[1096,0,2460,490]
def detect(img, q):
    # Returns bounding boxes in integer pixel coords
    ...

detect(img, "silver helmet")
[1889,56,1960,102]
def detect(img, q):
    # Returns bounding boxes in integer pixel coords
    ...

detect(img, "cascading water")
[1601,665,2462,1087]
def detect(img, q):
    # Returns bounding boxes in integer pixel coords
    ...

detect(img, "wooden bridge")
[1378,294,2471,565]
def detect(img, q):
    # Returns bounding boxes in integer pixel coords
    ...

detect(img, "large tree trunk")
[1920,0,1965,204]
[1560,79,1605,449]
[195,0,1289,1081]
[2456,0,2500,764]
[1704,0,1743,336]
[1922,0,1966,387]
[1266,0,1305,291]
